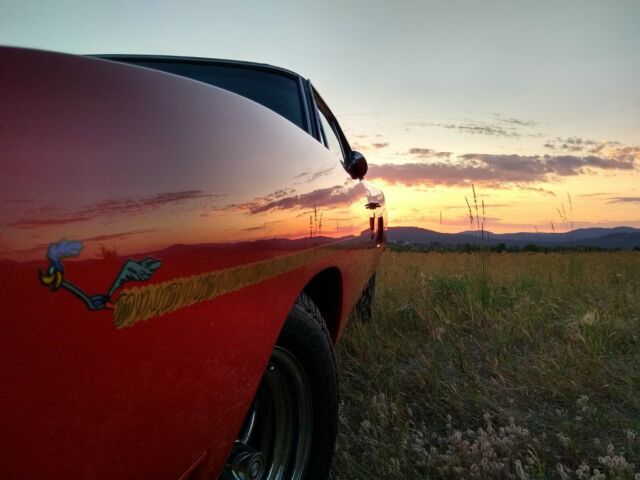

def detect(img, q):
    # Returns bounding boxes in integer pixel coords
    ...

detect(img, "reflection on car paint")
[39,239,162,312]
[0,47,386,479]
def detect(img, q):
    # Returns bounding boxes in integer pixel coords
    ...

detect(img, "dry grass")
[331,251,640,479]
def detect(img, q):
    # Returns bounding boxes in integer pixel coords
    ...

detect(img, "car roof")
[91,54,306,82]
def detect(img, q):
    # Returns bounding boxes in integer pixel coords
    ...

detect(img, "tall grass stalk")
[465,184,491,311]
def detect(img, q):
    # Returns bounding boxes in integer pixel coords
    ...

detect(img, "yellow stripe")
[113,240,361,329]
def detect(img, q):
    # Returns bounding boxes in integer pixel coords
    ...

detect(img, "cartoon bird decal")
[40,239,82,291]
[39,239,162,311]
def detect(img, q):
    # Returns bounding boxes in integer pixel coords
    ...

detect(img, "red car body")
[0,47,385,479]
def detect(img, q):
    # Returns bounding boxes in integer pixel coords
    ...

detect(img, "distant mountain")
[386,227,487,245]
[559,232,640,250]
[387,226,640,250]
[457,226,639,244]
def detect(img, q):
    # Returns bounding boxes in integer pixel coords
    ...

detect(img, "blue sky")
[2,0,639,231]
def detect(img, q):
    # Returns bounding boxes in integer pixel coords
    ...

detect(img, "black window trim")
[311,86,352,164]
[303,79,321,141]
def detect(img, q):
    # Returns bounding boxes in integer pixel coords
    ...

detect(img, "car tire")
[355,273,376,322]
[224,293,338,480]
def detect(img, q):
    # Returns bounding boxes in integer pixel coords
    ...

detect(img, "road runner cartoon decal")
[38,238,377,328]
[39,239,162,311]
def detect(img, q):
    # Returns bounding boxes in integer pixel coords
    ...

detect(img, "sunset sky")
[2,0,638,233]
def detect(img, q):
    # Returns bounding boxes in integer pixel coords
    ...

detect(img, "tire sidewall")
[276,295,338,480]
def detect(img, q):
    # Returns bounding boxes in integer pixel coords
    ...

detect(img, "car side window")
[318,109,345,163]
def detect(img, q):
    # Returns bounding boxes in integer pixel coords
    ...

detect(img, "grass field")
[330,251,640,480]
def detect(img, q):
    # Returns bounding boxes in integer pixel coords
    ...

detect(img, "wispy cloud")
[350,134,390,152]
[607,196,640,204]
[492,114,538,127]
[433,122,521,138]
[544,136,597,152]
[405,114,541,139]
[367,151,636,187]
[238,219,287,233]
[515,185,557,196]
[577,192,613,197]
[82,229,164,243]
[8,215,92,229]
[294,165,336,183]
[407,148,452,159]
[79,190,221,217]
[442,203,511,210]
[235,183,366,214]
[542,138,640,161]
[7,190,223,229]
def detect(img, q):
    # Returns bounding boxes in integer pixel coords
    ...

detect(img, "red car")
[0,47,386,479]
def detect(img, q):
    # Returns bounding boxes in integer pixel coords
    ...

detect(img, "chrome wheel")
[225,347,313,480]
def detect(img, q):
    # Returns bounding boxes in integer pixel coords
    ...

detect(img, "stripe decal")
[113,240,367,329]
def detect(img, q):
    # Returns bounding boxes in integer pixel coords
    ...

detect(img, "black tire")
[277,293,338,480]
[355,273,376,322]
[224,293,338,480]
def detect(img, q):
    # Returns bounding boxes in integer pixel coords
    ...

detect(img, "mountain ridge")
[387,226,640,250]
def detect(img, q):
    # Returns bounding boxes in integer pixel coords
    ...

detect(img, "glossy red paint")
[0,48,386,479]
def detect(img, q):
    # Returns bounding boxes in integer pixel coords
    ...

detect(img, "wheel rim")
[224,346,313,480]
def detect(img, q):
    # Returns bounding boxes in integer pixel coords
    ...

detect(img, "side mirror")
[345,151,368,180]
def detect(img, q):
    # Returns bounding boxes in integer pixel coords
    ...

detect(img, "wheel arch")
[302,267,343,344]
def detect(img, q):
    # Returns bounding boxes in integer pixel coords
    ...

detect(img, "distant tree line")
[388,242,640,253]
